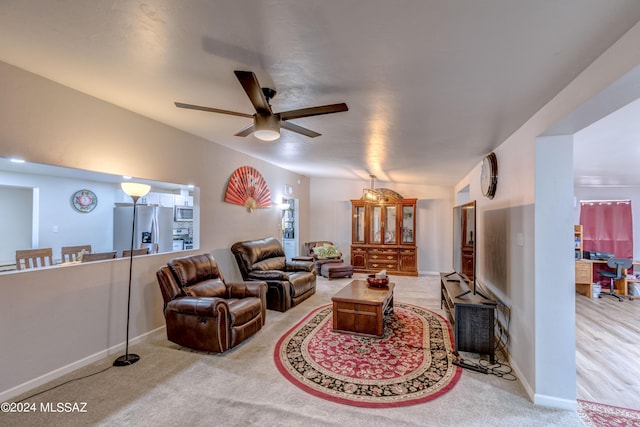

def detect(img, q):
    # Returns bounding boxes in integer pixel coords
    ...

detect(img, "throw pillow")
[314,245,341,259]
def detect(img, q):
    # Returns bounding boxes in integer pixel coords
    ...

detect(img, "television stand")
[441,273,495,364]
[455,287,489,300]
[451,273,489,299]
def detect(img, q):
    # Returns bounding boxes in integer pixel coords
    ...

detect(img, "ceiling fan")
[175,70,348,141]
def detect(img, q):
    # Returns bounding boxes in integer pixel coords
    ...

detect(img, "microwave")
[174,205,194,221]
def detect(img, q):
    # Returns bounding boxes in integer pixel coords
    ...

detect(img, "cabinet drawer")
[369,260,398,270]
[575,262,592,284]
[368,252,398,262]
[369,248,397,254]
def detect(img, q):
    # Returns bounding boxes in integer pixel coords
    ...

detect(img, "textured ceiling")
[1,1,640,186]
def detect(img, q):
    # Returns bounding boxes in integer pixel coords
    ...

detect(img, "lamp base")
[113,353,140,366]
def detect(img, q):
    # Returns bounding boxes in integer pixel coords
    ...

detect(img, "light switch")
[516,232,524,246]
[53,225,59,233]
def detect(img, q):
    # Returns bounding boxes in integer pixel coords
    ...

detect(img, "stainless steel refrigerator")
[113,204,174,255]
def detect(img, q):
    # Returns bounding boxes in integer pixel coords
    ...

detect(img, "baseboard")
[419,270,441,276]
[534,394,577,410]
[508,357,533,402]
[507,357,576,410]
[0,326,166,402]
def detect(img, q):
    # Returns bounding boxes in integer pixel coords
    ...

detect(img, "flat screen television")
[450,200,487,298]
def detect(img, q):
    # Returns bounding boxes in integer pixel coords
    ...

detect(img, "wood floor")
[575,291,640,410]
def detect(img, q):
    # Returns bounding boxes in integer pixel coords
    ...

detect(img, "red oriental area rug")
[274,302,461,407]
[578,400,640,427]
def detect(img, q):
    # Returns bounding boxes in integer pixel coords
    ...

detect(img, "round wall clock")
[72,189,98,213]
[480,152,498,199]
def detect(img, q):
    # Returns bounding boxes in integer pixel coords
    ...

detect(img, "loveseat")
[156,253,267,353]
[231,237,316,312]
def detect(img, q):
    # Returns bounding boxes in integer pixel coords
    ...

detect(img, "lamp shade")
[121,182,151,198]
[254,114,280,141]
[363,188,380,202]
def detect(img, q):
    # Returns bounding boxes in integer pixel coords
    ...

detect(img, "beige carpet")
[2,274,582,427]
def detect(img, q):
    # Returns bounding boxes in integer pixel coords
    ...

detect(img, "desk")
[575,260,639,298]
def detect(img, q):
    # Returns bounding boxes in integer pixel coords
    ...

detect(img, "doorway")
[0,186,34,266]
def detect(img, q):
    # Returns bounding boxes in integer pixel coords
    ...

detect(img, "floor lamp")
[114,182,151,367]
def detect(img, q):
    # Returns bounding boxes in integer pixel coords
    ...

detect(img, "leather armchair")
[231,237,316,312]
[156,253,267,353]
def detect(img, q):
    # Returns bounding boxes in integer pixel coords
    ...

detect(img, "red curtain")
[579,200,633,258]
[579,200,633,288]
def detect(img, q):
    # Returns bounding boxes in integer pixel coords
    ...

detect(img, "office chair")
[599,258,633,302]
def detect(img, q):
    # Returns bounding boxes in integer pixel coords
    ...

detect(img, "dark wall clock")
[480,152,498,199]
[72,189,98,213]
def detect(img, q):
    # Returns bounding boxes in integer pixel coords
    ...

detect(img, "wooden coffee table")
[332,279,395,337]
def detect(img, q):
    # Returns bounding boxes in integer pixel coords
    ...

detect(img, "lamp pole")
[114,182,150,367]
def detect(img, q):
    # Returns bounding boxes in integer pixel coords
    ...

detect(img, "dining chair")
[61,245,92,263]
[140,243,159,254]
[122,248,150,257]
[15,248,54,270]
[81,251,117,262]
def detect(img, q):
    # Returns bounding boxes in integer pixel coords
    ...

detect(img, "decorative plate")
[72,189,98,213]
[224,166,271,212]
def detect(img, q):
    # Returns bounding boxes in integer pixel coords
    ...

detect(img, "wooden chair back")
[61,245,92,263]
[16,248,54,270]
[140,243,159,254]
[82,251,117,262]
[122,248,150,257]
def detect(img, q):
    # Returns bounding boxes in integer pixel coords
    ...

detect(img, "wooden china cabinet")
[351,189,418,276]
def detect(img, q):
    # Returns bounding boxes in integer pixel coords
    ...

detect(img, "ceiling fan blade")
[234,123,255,137]
[234,70,273,115]
[279,103,348,121]
[174,102,252,118]
[281,121,321,138]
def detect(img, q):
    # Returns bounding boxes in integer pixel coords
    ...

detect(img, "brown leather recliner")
[156,253,267,353]
[231,237,316,312]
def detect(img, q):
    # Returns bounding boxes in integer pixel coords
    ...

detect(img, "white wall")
[534,135,576,404]
[309,177,453,274]
[0,60,310,399]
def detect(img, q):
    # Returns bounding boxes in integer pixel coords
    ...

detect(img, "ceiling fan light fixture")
[254,114,280,141]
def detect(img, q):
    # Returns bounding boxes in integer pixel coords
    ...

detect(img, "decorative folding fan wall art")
[224,166,272,212]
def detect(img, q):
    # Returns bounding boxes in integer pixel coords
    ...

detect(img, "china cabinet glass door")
[384,206,397,244]
[353,205,365,243]
[370,206,382,244]
[402,205,415,243]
